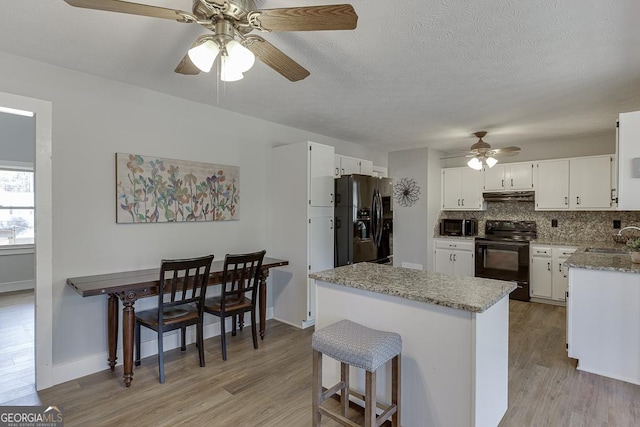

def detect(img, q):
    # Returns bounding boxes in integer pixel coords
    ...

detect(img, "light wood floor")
[0,290,36,405]
[2,295,640,426]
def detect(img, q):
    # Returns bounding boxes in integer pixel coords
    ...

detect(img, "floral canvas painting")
[116,153,239,223]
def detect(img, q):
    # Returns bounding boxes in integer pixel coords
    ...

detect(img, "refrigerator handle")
[370,191,378,245]
[375,190,383,246]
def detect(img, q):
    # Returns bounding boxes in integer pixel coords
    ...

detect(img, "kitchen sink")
[585,247,629,254]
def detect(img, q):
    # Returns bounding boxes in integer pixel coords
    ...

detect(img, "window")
[0,168,34,246]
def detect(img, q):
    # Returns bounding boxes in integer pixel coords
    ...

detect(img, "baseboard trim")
[0,280,35,293]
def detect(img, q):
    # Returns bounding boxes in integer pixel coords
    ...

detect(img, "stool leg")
[365,369,376,427]
[312,349,322,426]
[340,362,349,417]
[392,355,401,427]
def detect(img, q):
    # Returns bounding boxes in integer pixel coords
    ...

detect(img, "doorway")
[0,92,53,390]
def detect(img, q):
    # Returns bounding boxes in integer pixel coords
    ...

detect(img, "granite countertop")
[530,238,640,274]
[433,235,640,274]
[565,246,640,274]
[433,235,479,240]
[309,263,515,313]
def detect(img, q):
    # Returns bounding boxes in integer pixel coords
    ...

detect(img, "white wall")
[0,51,385,381]
[389,147,443,272]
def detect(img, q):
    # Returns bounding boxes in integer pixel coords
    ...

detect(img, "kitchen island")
[310,263,515,427]
[566,247,640,385]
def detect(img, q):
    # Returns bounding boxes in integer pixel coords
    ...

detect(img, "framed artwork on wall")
[115,153,239,223]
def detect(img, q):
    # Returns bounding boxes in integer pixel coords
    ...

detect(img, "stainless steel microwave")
[440,219,478,236]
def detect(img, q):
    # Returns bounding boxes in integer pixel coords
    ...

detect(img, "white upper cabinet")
[618,111,640,210]
[442,167,484,210]
[535,155,615,211]
[309,142,335,207]
[334,155,374,177]
[535,160,570,210]
[569,156,614,209]
[483,163,534,191]
[359,159,374,176]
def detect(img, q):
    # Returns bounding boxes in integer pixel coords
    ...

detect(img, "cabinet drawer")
[555,248,577,258]
[531,246,551,256]
[435,239,473,252]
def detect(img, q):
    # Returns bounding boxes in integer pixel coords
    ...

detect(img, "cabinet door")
[530,255,552,298]
[552,257,570,301]
[569,156,613,209]
[308,216,335,319]
[334,155,342,178]
[551,247,576,301]
[452,250,474,276]
[460,168,484,209]
[309,143,335,207]
[359,160,374,176]
[484,165,506,191]
[535,160,569,210]
[434,249,453,274]
[340,156,360,175]
[508,163,534,190]
[442,169,462,209]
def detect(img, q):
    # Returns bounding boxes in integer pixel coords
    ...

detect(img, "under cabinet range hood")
[482,191,535,202]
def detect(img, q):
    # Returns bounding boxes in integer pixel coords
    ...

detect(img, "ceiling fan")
[63,0,358,82]
[442,131,521,170]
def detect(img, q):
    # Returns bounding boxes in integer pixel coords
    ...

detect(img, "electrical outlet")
[551,219,558,228]
[613,220,621,229]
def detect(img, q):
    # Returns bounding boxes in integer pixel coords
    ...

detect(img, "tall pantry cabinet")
[271,141,335,328]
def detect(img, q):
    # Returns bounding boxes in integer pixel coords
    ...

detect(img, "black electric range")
[475,220,537,301]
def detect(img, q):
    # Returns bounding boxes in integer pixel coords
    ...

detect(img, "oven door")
[475,239,530,284]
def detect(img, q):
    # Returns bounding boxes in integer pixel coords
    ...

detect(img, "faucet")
[617,226,640,236]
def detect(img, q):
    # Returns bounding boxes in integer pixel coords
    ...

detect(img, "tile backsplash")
[438,202,640,242]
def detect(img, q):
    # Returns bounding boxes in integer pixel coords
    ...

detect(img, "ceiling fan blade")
[492,146,521,153]
[174,53,201,75]
[489,147,521,157]
[490,151,520,158]
[243,36,310,82]
[63,0,195,22]
[251,4,358,32]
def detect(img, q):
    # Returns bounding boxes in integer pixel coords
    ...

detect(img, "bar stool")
[312,319,402,427]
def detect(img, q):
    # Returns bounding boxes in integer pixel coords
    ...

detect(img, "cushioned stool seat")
[312,320,402,427]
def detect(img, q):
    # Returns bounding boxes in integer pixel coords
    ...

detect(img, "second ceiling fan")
[63,0,358,82]
[444,131,521,170]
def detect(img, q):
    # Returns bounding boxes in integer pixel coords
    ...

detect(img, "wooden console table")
[67,257,289,387]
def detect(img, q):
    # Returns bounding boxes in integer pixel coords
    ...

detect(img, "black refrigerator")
[334,174,393,266]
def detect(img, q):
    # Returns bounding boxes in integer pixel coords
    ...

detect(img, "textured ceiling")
[1,0,639,153]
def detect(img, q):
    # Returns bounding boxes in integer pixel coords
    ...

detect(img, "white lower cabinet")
[434,239,474,276]
[530,244,576,302]
[307,215,334,320]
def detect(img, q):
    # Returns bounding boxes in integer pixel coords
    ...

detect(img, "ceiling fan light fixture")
[188,39,220,73]
[225,40,255,73]
[467,157,483,170]
[220,55,244,82]
[486,156,498,168]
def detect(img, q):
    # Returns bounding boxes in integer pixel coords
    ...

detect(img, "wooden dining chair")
[134,254,214,383]
[203,250,266,360]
